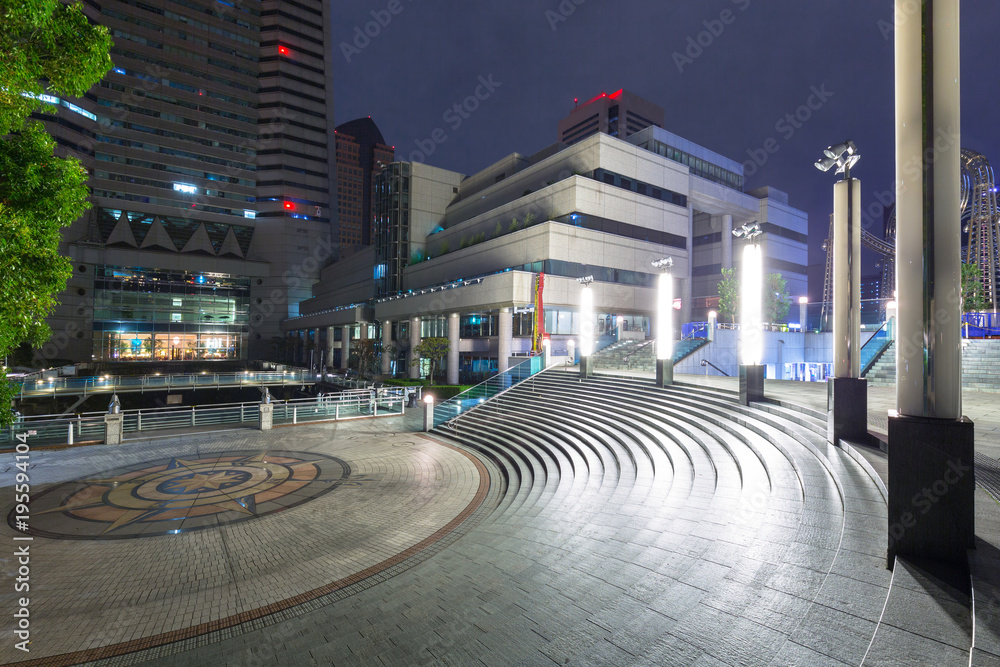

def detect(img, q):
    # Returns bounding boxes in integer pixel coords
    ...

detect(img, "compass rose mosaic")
[13,450,349,539]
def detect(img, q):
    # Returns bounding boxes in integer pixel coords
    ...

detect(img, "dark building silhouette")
[335,118,394,255]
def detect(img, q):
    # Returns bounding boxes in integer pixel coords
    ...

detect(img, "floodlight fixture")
[732,221,761,242]
[815,140,861,178]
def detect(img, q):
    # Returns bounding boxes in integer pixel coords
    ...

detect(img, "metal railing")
[13,369,314,399]
[859,321,893,377]
[1,388,407,448]
[433,357,543,429]
[700,359,730,377]
[963,312,1000,338]
[681,322,710,340]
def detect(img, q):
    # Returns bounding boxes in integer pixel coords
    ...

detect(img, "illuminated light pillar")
[889,0,973,568]
[798,296,808,333]
[722,214,734,269]
[579,279,595,378]
[408,317,421,379]
[738,240,764,405]
[447,313,460,385]
[339,325,350,370]
[498,308,512,373]
[655,268,674,387]
[828,174,868,446]
[707,310,717,342]
[381,321,392,375]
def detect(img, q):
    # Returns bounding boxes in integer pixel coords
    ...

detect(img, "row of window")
[95,133,257,172]
[95,153,254,187]
[591,168,688,209]
[642,139,744,192]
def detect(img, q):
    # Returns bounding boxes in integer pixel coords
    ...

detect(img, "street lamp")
[652,257,674,387]
[733,222,764,404]
[817,139,866,445]
[577,275,594,378]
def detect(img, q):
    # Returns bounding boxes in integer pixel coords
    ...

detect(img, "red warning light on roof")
[283,202,294,210]
[278,45,289,55]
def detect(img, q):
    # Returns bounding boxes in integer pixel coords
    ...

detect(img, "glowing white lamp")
[657,272,673,360]
[741,242,763,365]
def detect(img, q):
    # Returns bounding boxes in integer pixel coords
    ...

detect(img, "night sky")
[331,0,1000,300]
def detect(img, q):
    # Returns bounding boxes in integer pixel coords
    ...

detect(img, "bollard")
[67,423,74,446]
[423,395,434,432]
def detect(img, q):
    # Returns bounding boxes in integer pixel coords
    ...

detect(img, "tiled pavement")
[0,371,996,665]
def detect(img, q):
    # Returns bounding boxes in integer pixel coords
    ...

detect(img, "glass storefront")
[91,265,250,361]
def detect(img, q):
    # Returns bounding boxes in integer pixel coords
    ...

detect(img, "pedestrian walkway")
[2,370,997,665]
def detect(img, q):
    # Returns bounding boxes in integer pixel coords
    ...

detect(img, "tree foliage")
[410,337,449,386]
[764,273,791,325]
[352,339,379,380]
[0,0,113,426]
[962,262,992,312]
[717,268,740,323]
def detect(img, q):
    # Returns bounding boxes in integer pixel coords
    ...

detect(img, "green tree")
[764,273,791,326]
[717,268,740,324]
[962,262,992,312]
[0,0,113,426]
[352,339,379,380]
[410,337,449,385]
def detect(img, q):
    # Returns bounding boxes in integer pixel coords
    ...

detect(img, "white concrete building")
[284,130,809,383]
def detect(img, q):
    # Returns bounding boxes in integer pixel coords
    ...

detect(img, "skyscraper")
[557,89,665,145]
[38,0,337,363]
[335,117,394,255]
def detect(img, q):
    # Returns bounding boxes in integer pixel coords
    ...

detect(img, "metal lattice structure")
[822,148,999,322]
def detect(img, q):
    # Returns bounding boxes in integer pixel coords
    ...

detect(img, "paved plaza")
[1,372,998,665]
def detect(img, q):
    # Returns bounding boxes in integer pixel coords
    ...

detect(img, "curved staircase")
[431,369,900,664]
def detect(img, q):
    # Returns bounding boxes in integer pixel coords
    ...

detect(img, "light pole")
[733,222,764,404]
[652,257,674,387]
[815,140,867,446]
[888,0,972,567]
[577,276,594,378]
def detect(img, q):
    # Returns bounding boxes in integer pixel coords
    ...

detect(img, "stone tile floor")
[0,373,995,665]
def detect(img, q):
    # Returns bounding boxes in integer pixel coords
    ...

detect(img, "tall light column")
[798,297,808,333]
[734,223,764,404]
[889,0,973,567]
[578,276,594,378]
[815,140,867,446]
[653,258,674,387]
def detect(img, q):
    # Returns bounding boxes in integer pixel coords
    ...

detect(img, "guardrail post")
[67,423,74,446]
[191,406,196,427]
[240,403,245,423]
[292,406,297,424]
[137,410,142,432]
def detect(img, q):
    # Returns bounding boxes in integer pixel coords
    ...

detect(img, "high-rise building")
[37,0,337,363]
[335,117,394,255]
[557,89,665,145]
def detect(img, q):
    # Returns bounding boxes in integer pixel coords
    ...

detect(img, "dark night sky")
[331,0,1000,300]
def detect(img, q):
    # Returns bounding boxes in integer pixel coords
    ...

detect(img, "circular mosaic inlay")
[13,450,349,539]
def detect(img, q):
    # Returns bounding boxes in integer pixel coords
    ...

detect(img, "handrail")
[700,359,730,377]
[859,321,892,378]
[623,340,654,364]
[433,357,541,429]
